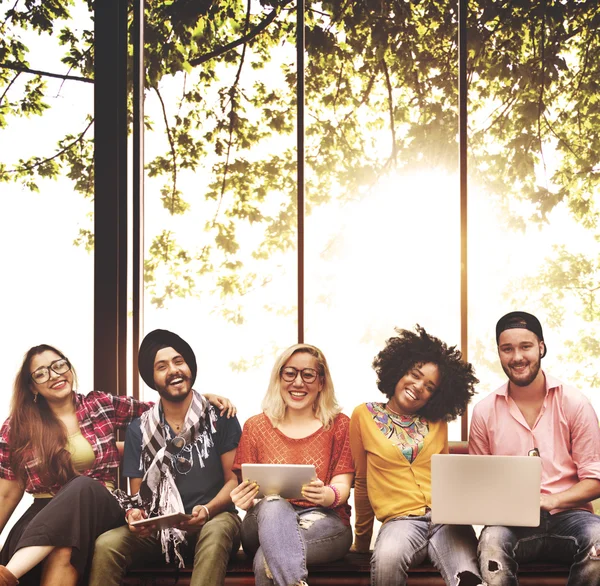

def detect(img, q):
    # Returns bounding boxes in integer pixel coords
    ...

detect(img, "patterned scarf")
[114,390,217,566]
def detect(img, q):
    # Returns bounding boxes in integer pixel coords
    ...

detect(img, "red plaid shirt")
[0,391,152,495]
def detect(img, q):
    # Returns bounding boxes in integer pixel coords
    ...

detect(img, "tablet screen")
[241,463,317,499]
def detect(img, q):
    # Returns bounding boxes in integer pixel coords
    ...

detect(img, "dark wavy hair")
[373,326,478,422]
[9,344,79,487]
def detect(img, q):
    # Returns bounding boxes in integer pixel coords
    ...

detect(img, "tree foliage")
[1,0,600,370]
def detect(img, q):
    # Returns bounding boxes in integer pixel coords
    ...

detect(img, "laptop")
[431,454,542,527]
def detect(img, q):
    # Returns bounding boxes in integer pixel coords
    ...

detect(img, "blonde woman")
[231,344,354,586]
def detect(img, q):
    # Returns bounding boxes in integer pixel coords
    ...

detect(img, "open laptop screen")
[431,454,541,527]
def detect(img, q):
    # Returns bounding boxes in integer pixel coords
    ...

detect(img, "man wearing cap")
[469,311,600,585]
[89,329,242,586]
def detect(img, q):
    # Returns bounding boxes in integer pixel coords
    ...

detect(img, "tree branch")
[188,1,293,67]
[154,86,178,213]
[537,1,548,182]
[332,63,344,114]
[4,117,94,174]
[380,58,397,168]
[211,0,252,227]
[57,44,94,96]
[480,93,519,134]
[1,62,93,83]
[0,70,20,108]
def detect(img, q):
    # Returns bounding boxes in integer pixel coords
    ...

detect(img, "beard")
[155,373,192,402]
[502,351,542,387]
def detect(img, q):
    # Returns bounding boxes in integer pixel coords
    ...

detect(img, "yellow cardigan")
[349,402,448,551]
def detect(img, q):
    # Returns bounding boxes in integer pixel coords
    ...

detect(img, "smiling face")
[498,328,544,388]
[388,362,440,416]
[29,350,74,404]
[153,346,193,403]
[279,351,323,416]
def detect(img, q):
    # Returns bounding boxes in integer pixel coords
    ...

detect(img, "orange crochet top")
[233,412,354,525]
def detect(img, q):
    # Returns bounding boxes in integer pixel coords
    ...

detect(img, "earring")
[33,393,38,404]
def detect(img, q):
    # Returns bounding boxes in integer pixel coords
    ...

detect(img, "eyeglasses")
[280,366,320,384]
[167,436,193,475]
[30,358,72,384]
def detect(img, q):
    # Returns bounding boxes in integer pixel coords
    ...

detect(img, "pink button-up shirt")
[469,372,600,513]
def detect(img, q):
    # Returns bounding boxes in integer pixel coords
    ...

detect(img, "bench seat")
[122,550,570,585]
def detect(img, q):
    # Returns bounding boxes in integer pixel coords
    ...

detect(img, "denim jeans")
[371,512,483,586]
[241,497,352,586]
[89,511,241,586]
[478,509,600,586]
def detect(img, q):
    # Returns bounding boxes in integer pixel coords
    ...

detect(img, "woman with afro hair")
[349,326,483,586]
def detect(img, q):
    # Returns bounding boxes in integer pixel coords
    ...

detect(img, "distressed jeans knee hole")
[488,560,501,572]
[456,570,484,586]
[299,511,326,530]
[589,543,600,560]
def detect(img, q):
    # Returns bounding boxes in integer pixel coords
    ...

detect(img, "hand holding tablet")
[129,512,192,530]
[241,463,317,499]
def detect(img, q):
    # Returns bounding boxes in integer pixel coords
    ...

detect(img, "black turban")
[138,329,197,390]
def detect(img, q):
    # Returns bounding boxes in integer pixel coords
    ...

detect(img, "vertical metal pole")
[94,0,128,396]
[459,0,469,441]
[297,0,305,344]
[132,0,145,400]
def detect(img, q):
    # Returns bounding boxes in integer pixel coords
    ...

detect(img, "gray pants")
[89,511,241,586]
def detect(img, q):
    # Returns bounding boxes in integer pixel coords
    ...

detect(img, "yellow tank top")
[34,431,114,497]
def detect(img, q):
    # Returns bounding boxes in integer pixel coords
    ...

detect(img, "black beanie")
[138,329,197,390]
[495,311,547,358]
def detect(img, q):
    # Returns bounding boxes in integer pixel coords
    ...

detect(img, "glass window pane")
[141,2,298,421]
[0,2,94,542]
[468,1,600,416]
[304,3,462,439]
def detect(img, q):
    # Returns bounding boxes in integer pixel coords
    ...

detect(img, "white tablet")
[241,463,317,499]
[130,512,191,530]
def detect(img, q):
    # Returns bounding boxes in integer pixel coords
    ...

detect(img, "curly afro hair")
[373,325,478,422]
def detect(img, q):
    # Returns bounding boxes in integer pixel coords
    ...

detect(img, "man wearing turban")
[90,329,242,586]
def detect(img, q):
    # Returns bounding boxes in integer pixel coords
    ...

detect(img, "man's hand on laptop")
[540,493,560,512]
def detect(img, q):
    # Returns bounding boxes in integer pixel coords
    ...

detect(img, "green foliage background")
[1,0,599,385]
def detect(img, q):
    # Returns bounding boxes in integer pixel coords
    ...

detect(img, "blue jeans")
[371,512,482,586]
[478,509,600,585]
[241,497,352,586]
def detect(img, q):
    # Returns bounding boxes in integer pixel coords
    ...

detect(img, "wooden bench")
[122,549,570,585]
[121,441,572,585]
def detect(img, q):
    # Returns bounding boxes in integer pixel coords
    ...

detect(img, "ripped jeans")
[241,497,352,586]
[371,512,483,586]
[478,509,600,585]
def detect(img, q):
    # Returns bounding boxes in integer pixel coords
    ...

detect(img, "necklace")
[169,420,185,432]
[386,403,406,417]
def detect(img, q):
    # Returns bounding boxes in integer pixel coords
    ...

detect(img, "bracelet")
[125,508,136,523]
[327,484,341,508]
[200,504,210,521]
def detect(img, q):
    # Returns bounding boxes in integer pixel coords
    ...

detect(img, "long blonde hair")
[261,343,341,429]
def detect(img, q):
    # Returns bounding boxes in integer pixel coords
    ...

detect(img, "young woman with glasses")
[231,343,354,586]
[0,344,234,586]
[350,327,483,586]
